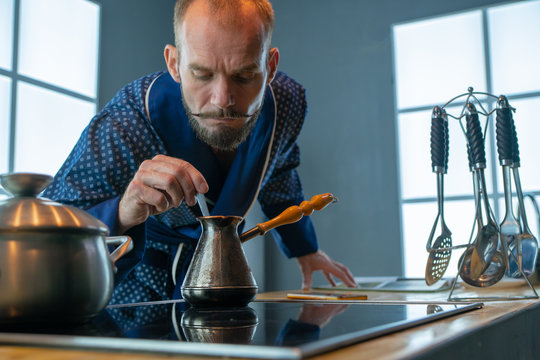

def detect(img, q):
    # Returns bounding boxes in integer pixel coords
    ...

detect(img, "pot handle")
[240,193,338,243]
[105,236,134,264]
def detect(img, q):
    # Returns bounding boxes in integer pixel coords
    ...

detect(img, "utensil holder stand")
[424,88,539,301]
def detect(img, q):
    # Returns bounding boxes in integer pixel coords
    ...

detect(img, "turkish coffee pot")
[181,193,337,307]
[180,306,258,344]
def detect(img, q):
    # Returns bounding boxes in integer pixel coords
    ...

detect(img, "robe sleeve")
[258,146,319,258]
[42,73,166,282]
[257,74,319,258]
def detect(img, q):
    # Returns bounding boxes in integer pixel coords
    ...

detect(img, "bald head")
[173,0,274,50]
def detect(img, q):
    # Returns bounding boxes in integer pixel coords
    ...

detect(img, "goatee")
[182,93,262,151]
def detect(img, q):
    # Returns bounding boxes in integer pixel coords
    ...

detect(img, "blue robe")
[44,71,318,303]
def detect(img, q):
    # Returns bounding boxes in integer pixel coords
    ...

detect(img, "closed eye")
[192,69,213,80]
[234,71,257,83]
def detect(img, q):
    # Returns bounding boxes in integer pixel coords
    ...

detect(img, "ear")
[164,44,181,83]
[266,47,280,84]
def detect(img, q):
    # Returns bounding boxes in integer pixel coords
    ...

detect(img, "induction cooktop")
[0,300,482,359]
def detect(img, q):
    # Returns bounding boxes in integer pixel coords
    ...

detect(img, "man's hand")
[118,154,209,234]
[298,303,350,328]
[296,250,357,290]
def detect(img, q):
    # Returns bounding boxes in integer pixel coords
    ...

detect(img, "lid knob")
[0,173,53,197]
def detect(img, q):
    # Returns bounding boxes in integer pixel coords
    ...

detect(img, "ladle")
[465,103,500,281]
[458,118,483,284]
[458,247,505,287]
[458,165,504,285]
[425,106,452,285]
[458,162,505,287]
[181,193,337,307]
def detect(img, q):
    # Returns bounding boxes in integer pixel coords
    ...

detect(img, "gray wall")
[98,0,176,108]
[97,0,509,292]
[264,0,509,291]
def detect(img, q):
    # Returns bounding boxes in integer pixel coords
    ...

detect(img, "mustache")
[188,109,254,119]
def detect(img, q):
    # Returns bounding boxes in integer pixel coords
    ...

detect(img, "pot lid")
[0,173,109,235]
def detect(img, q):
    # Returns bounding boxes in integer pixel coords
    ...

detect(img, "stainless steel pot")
[0,173,132,322]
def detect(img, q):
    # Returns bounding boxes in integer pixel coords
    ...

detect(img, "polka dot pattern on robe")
[43,71,311,305]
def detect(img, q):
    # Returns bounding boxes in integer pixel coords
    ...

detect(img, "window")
[0,0,100,191]
[393,0,540,277]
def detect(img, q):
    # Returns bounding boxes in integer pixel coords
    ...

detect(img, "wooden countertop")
[0,279,538,360]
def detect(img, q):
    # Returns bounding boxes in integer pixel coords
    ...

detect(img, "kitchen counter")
[0,279,538,360]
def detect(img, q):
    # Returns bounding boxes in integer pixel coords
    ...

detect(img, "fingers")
[132,177,172,213]
[118,155,209,233]
[329,261,357,288]
[341,263,357,287]
[301,269,313,291]
[323,271,337,287]
[297,250,357,290]
[134,169,181,209]
[139,155,208,206]
[325,261,357,288]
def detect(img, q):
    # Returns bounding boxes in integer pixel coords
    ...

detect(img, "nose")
[211,77,234,109]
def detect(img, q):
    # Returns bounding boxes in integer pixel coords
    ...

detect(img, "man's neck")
[211,147,237,173]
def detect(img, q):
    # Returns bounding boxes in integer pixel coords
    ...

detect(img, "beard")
[181,92,263,151]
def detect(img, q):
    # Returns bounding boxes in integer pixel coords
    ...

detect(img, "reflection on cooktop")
[0,301,482,359]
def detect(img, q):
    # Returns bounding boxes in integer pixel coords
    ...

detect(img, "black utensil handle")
[430,106,447,173]
[495,106,513,164]
[465,103,486,166]
[444,108,449,172]
[466,135,475,171]
[510,109,520,166]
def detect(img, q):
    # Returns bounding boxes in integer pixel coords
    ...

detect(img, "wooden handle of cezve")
[239,193,337,243]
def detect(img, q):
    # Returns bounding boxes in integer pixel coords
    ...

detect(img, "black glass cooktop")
[0,300,482,359]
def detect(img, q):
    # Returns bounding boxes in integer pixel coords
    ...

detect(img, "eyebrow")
[187,63,261,73]
[188,64,212,72]
[236,64,260,72]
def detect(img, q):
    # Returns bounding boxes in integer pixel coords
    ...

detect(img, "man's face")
[169,1,278,151]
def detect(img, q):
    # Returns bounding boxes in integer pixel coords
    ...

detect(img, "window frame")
[0,0,101,195]
[392,1,540,276]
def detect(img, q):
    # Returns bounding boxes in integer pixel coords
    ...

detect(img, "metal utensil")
[511,173,538,277]
[465,103,500,280]
[458,111,483,284]
[506,100,539,277]
[458,247,505,287]
[495,96,518,272]
[523,194,540,276]
[196,193,210,217]
[458,115,482,284]
[458,165,506,287]
[425,106,452,285]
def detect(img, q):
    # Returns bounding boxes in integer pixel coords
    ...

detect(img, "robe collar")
[146,72,276,234]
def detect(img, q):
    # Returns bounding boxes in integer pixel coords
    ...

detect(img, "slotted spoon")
[425,106,452,285]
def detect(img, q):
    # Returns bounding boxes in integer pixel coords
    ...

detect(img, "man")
[44,0,356,304]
